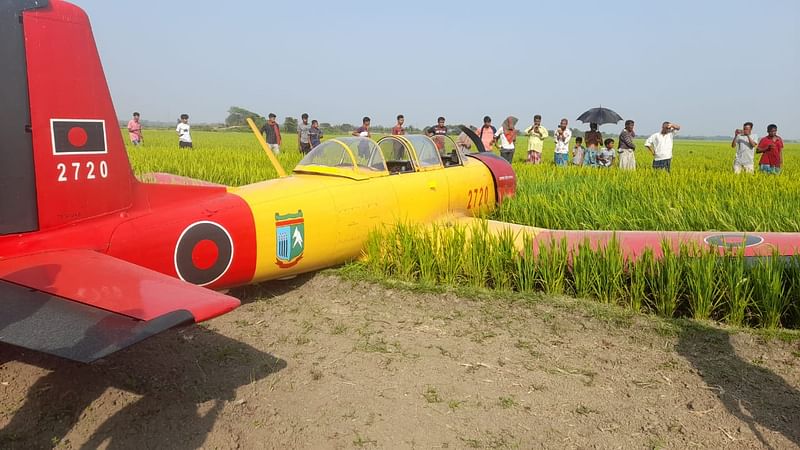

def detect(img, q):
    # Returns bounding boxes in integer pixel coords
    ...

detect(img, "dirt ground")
[1,273,799,449]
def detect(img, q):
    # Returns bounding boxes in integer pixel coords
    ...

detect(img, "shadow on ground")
[0,323,285,449]
[676,323,800,447]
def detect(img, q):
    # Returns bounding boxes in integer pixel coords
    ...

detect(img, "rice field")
[126,129,800,329]
[361,222,800,329]
[127,131,799,234]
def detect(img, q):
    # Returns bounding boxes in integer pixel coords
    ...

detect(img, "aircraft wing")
[0,249,240,363]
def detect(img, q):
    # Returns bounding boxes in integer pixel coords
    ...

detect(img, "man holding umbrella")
[576,107,624,167]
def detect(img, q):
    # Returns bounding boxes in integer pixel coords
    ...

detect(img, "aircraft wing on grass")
[0,250,239,363]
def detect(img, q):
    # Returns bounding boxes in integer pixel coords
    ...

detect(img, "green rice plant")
[536,237,568,295]
[683,243,722,321]
[570,238,597,299]
[649,241,683,318]
[433,224,465,286]
[416,227,438,285]
[750,251,787,329]
[391,222,419,281]
[363,227,390,277]
[463,221,490,288]
[591,235,624,305]
[515,232,537,293]
[487,228,517,291]
[785,254,800,329]
[718,247,753,327]
[625,248,653,313]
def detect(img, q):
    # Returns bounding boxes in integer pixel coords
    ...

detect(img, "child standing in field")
[597,138,616,168]
[309,120,323,148]
[176,114,192,149]
[572,136,585,166]
[583,137,597,167]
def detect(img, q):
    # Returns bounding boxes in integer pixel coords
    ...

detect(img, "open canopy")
[294,138,388,180]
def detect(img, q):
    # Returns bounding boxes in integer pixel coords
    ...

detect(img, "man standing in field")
[644,121,680,172]
[524,115,547,164]
[352,116,371,138]
[553,118,571,166]
[127,112,143,146]
[756,124,784,174]
[477,116,496,152]
[427,117,448,154]
[584,123,603,160]
[260,113,282,154]
[297,113,312,154]
[730,122,758,174]
[618,119,636,170]
[309,119,323,148]
[392,115,406,135]
[176,114,192,149]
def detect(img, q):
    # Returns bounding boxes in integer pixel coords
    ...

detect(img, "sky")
[74,0,799,138]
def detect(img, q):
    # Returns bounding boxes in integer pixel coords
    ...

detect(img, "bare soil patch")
[2,273,799,449]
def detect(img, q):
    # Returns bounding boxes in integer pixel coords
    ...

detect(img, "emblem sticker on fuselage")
[275,210,304,269]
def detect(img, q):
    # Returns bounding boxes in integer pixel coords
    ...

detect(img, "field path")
[1,274,799,449]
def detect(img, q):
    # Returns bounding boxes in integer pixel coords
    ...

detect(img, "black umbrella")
[576,107,623,125]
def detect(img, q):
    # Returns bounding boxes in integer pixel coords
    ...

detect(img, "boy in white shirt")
[597,138,616,168]
[176,113,192,149]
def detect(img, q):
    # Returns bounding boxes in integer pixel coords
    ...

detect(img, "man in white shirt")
[644,121,680,172]
[176,113,192,149]
[553,118,571,166]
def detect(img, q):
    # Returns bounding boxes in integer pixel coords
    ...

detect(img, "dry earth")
[1,273,799,449]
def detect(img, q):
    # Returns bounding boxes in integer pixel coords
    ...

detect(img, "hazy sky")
[74,0,799,138]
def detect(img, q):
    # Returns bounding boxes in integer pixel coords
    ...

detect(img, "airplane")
[0,0,515,363]
[3,0,798,365]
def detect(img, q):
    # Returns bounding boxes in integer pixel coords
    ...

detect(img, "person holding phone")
[524,114,548,164]
[731,122,758,174]
[553,118,571,166]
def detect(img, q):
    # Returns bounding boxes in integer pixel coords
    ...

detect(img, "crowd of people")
[125,111,786,175]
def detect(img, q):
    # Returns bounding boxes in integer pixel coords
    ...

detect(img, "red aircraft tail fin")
[1,0,136,235]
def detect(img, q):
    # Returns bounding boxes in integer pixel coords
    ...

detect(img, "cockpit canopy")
[294,130,483,180]
[294,138,387,180]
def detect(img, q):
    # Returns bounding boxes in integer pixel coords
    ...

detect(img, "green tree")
[225,106,265,128]
[283,116,298,134]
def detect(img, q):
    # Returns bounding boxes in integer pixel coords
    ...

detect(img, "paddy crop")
[360,221,800,330]
[125,129,800,329]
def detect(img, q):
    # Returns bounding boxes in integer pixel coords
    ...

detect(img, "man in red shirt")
[756,124,784,174]
[391,114,405,135]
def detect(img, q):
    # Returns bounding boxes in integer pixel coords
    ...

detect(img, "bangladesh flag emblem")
[275,210,304,268]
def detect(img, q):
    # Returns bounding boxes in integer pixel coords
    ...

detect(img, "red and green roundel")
[275,210,304,268]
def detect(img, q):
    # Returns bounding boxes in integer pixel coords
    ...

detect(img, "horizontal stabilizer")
[0,250,240,362]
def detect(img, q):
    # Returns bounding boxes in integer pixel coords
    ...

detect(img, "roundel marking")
[68,126,88,148]
[703,233,764,249]
[174,221,234,286]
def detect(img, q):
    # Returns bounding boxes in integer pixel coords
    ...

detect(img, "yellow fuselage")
[230,157,495,283]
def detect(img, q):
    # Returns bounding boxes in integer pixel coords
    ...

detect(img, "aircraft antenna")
[247,118,287,178]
